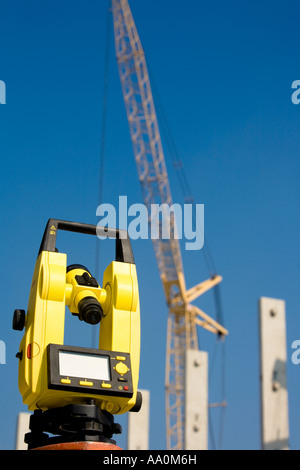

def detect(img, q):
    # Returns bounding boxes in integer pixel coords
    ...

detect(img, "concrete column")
[184,350,208,450]
[16,412,31,450]
[127,389,150,450]
[259,297,289,450]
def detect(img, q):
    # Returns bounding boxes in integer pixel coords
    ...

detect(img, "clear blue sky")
[0,0,300,450]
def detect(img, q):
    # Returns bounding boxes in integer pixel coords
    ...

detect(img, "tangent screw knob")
[13,309,26,331]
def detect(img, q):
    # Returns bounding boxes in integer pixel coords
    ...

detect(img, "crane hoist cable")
[93,0,112,348]
[110,0,228,450]
[142,45,228,451]
[148,64,218,278]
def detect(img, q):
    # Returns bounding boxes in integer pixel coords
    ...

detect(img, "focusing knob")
[13,309,26,331]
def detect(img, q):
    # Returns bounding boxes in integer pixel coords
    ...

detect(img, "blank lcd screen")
[59,351,111,381]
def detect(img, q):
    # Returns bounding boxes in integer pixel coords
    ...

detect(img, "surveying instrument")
[13,219,141,449]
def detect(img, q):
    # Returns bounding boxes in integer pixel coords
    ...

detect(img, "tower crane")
[111,0,228,450]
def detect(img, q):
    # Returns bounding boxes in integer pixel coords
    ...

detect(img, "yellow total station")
[13,219,141,417]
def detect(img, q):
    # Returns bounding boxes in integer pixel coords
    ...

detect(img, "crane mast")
[111,0,228,449]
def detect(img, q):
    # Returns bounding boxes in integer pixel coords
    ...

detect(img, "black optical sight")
[66,265,104,325]
[78,296,103,325]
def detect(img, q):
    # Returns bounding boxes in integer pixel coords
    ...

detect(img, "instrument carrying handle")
[38,218,135,264]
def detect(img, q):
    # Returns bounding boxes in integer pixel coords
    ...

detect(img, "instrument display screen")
[59,351,111,381]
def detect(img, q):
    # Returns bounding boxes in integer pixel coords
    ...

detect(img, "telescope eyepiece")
[78,296,103,325]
